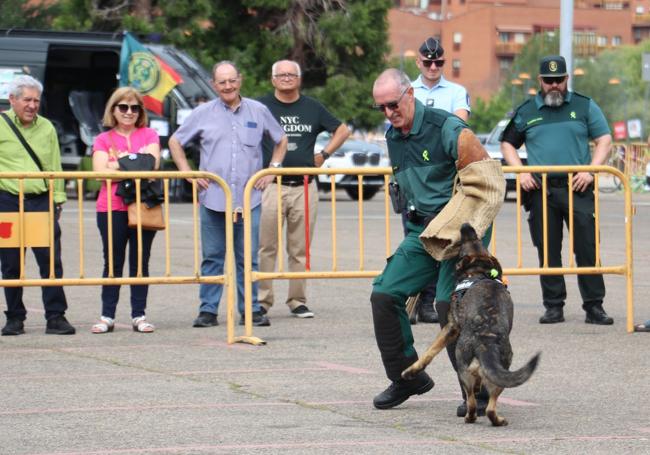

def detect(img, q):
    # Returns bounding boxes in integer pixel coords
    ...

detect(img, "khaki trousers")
[258,181,318,310]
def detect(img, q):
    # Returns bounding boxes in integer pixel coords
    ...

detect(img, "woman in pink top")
[91,87,160,334]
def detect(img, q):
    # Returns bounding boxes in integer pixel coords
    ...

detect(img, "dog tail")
[479,348,541,388]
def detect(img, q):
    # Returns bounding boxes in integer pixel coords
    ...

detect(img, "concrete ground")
[1,189,649,455]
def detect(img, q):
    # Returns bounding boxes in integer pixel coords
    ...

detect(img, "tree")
[0,0,58,29]
[51,0,391,130]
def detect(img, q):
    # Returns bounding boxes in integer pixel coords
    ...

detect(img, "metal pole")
[560,0,574,90]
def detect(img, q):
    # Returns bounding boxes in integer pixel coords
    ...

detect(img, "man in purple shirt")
[169,61,287,327]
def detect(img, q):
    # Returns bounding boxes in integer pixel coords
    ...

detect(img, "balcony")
[495,42,524,56]
[633,14,650,26]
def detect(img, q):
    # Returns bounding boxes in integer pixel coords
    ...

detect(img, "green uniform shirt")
[502,91,610,167]
[0,109,66,203]
[386,100,466,216]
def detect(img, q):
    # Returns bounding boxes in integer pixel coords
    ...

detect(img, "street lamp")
[573,67,585,91]
[518,72,531,94]
[609,78,628,142]
[528,88,537,96]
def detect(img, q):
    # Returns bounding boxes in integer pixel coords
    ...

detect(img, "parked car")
[314,133,391,200]
[482,117,527,198]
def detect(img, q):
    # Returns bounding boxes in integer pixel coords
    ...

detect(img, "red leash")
[304,175,310,271]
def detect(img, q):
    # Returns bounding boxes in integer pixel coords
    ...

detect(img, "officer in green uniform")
[501,55,613,326]
[370,68,493,411]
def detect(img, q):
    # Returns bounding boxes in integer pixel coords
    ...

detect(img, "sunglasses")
[541,76,566,85]
[116,103,141,114]
[421,59,445,68]
[372,87,409,113]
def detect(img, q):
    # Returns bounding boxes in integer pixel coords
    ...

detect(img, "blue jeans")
[97,211,156,319]
[198,204,261,315]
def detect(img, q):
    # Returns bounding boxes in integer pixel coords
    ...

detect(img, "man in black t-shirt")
[258,60,350,319]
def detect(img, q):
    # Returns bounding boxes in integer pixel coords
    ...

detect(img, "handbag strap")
[1,112,48,189]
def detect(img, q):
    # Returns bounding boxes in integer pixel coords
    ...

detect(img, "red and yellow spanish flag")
[119,32,183,115]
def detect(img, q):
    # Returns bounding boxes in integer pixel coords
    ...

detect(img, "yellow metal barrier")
[0,170,255,345]
[243,164,637,342]
[242,167,393,344]
[500,165,634,332]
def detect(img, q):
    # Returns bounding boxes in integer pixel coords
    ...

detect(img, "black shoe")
[291,305,314,318]
[193,312,218,327]
[539,307,564,324]
[373,371,434,410]
[585,305,614,325]
[1,318,25,336]
[45,315,76,335]
[417,302,439,323]
[456,399,488,417]
[239,311,270,327]
[259,306,268,316]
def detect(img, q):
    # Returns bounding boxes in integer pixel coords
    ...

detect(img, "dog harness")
[453,269,506,302]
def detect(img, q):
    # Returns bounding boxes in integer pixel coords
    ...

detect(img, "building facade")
[390,0,645,100]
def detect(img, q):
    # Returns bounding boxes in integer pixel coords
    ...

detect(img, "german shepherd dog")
[402,223,540,426]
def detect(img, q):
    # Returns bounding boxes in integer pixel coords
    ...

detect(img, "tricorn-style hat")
[419,37,444,60]
[539,55,568,77]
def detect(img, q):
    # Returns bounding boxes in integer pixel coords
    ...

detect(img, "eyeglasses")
[116,104,141,114]
[541,76,566,85]
[421,59,445,68]
[273,73,300,80]
[372,87,409,113]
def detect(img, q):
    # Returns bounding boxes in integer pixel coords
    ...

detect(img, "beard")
[543,88,567,107]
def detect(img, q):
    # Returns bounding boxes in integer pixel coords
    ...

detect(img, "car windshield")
[486,119,510,145]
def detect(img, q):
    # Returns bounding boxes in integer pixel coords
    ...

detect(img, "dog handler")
[369,68,505,411]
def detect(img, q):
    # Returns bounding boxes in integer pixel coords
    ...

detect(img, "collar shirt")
[172,97,286,212]
[0,109,66,203]
[412,75,470,114]
[503,91,610,167]
[385,100,464,215]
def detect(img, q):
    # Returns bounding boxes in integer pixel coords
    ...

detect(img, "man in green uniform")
[370,68,495,411]
[501,55,613,325]
[0,75,75,336]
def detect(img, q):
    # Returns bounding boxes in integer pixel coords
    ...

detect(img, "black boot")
[417,300,439,323]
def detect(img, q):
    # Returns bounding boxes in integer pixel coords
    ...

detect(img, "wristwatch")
[269,162,282,168]
[319,150,330,161]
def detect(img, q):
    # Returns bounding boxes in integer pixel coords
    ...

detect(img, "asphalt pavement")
[1,190,649,455]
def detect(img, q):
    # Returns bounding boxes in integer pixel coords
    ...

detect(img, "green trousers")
[370,222,491,381]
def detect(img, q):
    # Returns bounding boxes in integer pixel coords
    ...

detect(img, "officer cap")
[539,55,568,77]
[418,37,444,60]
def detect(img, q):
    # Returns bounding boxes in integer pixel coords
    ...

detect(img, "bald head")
[372,68,415,132]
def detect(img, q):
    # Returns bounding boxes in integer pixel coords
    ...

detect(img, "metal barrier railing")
[242,167,393,344]
[497,165,634,332]
[243,165,636,343]
[0,171,256,345]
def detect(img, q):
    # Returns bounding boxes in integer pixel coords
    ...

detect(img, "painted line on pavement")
[24,434,650,455]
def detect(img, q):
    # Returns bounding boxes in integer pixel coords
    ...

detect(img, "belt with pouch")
[406,209,441,226]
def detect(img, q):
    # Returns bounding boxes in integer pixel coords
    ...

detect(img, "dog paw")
[464,414,477,424]
[401,365,419,380]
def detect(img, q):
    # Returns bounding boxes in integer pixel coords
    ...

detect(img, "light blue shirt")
[173,97,285,212]
[412,75,470,115]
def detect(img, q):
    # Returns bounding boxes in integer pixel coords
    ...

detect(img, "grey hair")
[212,60,241,77]
[374,68,412,92]
[9,75,43,98]
[272,60,301,77]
